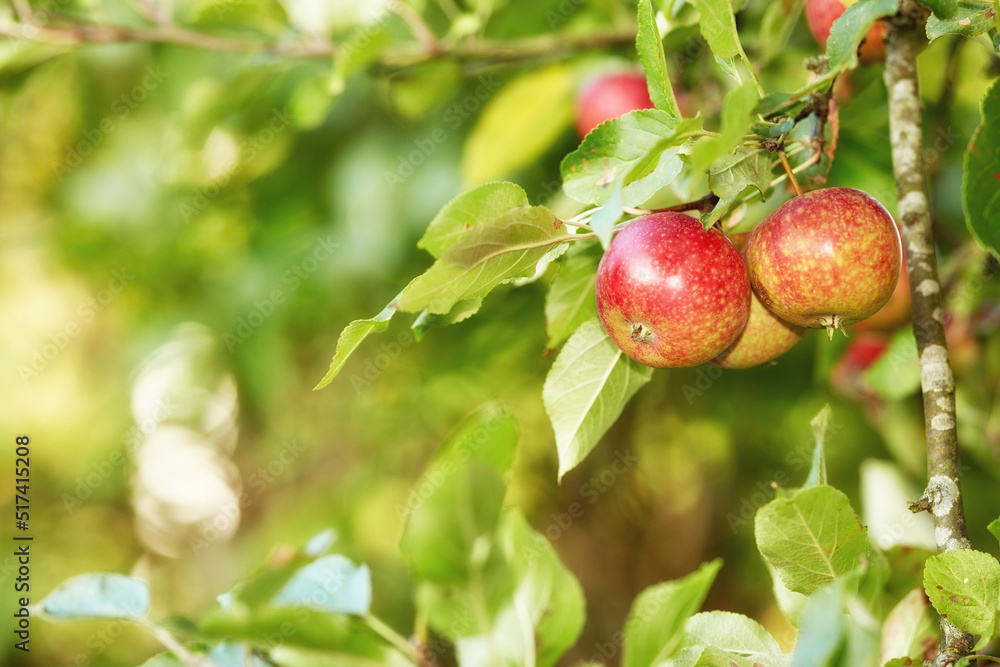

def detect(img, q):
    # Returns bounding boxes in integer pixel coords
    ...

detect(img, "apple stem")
[777,149,803,197]
[885,1,973,661]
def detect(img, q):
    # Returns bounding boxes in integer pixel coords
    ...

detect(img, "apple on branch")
[595,212,750,368]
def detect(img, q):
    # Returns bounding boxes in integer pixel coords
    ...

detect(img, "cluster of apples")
[594,188,903,369]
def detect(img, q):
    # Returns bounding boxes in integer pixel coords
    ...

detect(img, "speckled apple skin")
[713,290,805,369]
[595,213,750,368]
[745,188,901,330]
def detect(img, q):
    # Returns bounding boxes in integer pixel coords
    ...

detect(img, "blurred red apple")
[595,212,750,368]
[575,71,690,138]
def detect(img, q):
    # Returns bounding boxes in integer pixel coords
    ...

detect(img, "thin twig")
[777,149,803,196]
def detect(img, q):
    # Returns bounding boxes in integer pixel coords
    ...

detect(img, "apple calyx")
[630,322,653,345]
[818,314,849,340]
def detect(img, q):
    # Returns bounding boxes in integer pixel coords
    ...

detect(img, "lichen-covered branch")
[883,1,974,662]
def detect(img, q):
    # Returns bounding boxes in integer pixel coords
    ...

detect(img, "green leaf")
[545,242,603,350]
[861,327,922,400]
[755,485,871,595]
[314,304,396,390]
[803,404,831,489]
[591,186,624,249]
[923,549,1000,637]
[395,206,569,315]
[880,588,939,665]
[141,645,270,667]
[964,77,1000,255]
[272,555,372,615]
[621,559,722,667]
[989,517,1000,548]
[637,0,682,119]
[561,111,701,207]
[916,0,958,19]
[707,149,772,199]
[684,611,784,659]
[690,81,759,171]
[418,181,530,258]
[463,66,574,187]
[457,510,586,667]
[826,0,898,71]
[927,0,996,40]
[40,574,150,620]
[691,0,742,60]
[543,319,654,480]
[400,405,519,583]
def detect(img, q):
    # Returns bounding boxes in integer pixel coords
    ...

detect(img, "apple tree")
[12,0,1000,665]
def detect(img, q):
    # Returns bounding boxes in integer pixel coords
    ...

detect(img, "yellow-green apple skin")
[713,290,805,369]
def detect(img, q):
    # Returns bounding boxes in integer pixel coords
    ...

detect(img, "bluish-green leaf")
[544,319,654,480]
[964,77,1000,255]
[395,206,569,314]
[40,573,150,620]
[561,111,701,207]
[755,485,871,595]
[637,0,682,119]
[314,304,396,390]
[418,181,530,258]
[272,555,372,615]
[927,0,996,40]
[923,549,1000,637]
[545,242,603,350]
[621,559,722,667]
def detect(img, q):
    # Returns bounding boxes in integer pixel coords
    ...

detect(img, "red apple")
[805,0,886,63]
[744,187,901,337]
[595,212,751,368]
[713,290,805,369]
[575,72,690,138]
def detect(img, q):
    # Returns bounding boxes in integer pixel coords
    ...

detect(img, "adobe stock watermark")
[180,107,293,223]
[223,235,338,351]
[383,74,501,192]
[189,438,307,556]
[52,65,168,182]
[62,397,177,514]
[18,268,134,385]
[393,413,508,522]
[349,330,416,394]
[520,448,638,562]
[725,418,846,533]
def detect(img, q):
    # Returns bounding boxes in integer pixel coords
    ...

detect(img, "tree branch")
[0,18,636,72]
[883,2,974,664]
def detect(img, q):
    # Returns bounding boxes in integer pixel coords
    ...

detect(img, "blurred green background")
[1,0,998,664]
